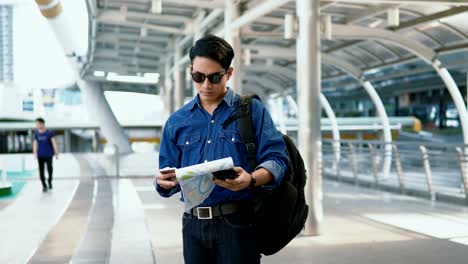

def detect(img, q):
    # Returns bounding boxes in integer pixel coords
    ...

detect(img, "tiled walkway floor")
[1,154,468,263]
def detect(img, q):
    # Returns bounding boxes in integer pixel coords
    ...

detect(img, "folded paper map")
[176,157,234,211]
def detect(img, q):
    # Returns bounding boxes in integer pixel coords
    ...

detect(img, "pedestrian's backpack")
[222,94,309,256]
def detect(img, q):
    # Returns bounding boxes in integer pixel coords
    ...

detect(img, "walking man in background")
[33,117,59,192]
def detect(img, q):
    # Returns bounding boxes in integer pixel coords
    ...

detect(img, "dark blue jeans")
[182,208,261,264]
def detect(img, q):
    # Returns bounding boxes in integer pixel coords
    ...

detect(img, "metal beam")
[97,17,189,35]
[332,25,437,63]
[229,0,292,31]
[162,0,224,8]
[95,33,170,45]
[319,0,468,5]
[94,48,162,58]
[98,10,192,24]
[346,5,396,24]
[93,53,160,66]
[395,6,468,31]
[325,6,468,53]
[95,40,168,54]
[88,64,160,75]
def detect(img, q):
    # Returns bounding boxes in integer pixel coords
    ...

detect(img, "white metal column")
[173,46,184,110]
[320,94,341,162]
[225,0,242,93]
[34,0,131,154]
[362,81,392,179]
[296,0,322,236]
[64,129,71,153]
[192,13,206,97]
[76,79,132,153]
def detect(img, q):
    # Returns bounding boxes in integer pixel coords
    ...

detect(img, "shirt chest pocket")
[177,133,201,149]
[219,130,243,144]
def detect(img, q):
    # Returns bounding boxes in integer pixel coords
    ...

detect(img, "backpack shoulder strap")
[221,94,260,172]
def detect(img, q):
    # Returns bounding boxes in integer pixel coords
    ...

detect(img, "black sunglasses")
[191,70,227,84]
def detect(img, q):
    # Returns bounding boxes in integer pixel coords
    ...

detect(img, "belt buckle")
[196,207,213,220]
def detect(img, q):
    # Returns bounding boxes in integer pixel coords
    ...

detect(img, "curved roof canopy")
[83,0,468,97]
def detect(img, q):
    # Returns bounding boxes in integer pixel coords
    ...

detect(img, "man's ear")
[226,67,234,80]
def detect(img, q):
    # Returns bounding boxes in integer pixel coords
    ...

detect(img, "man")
[33,117,59,192]
[155,35,289,263]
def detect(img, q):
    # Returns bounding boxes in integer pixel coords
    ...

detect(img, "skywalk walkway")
[1,154,468,263]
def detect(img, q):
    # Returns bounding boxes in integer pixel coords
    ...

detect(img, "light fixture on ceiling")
[243,49,252,66]
[107,72,160,84]
[284,13,297,40]
[322,15,332,40]
[140,28,147,37]
[387,7,399,27]
[93,71,106,77]
[151,0,162,14]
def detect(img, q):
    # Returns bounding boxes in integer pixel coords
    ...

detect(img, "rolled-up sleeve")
[156,120,182,197]
[252,99,289,188]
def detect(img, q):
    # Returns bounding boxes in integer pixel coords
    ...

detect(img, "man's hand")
[213,167,252,192]
[55,153,59,160]
[156,169,178,190]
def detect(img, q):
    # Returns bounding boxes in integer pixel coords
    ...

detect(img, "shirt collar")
[187,87,235,111]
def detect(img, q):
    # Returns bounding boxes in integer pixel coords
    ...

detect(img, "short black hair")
[35,117,45,124]
[189,35,234,70]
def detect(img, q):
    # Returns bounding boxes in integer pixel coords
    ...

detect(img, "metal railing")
[322,139,468,206]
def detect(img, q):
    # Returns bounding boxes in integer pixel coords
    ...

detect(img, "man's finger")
[213,179,231,189]
[157,172,176,180]
[225,179,238,184]
[233,167,244,173]
[157,179,177,188]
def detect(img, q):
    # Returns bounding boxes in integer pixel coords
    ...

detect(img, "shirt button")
[185,141,189,145]
[207,140,211,144]
[231,137,235,142]
[210,120,214,124]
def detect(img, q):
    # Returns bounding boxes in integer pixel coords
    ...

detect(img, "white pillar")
[276,97,287,134]
[296,0,322,236]
[64,129,71,152]
[362,81,392,179]
[164,59,174,116]
[225,0,242,93]
[76,79,132,153]
[192,12,206,97]
[320,94,341,162]
[34,0,130,153]
[174,47,184,110]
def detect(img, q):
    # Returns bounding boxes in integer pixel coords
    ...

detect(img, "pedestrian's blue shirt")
[155,88,289,206]
[34,130,55,158]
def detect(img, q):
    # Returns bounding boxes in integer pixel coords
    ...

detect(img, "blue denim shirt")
[155,88,289,206]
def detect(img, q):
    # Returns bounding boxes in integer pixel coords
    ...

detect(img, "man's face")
[36,121,45,130]
[191,57,233,103]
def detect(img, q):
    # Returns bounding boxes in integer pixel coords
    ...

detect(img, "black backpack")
[222,94,309,256]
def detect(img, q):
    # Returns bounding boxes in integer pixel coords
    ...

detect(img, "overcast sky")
[13,0,88,91]
[7,0,164,123]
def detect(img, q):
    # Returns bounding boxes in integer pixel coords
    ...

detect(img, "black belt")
[189,201,252,219]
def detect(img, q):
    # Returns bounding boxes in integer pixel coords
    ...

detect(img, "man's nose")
[202,78,212,88]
